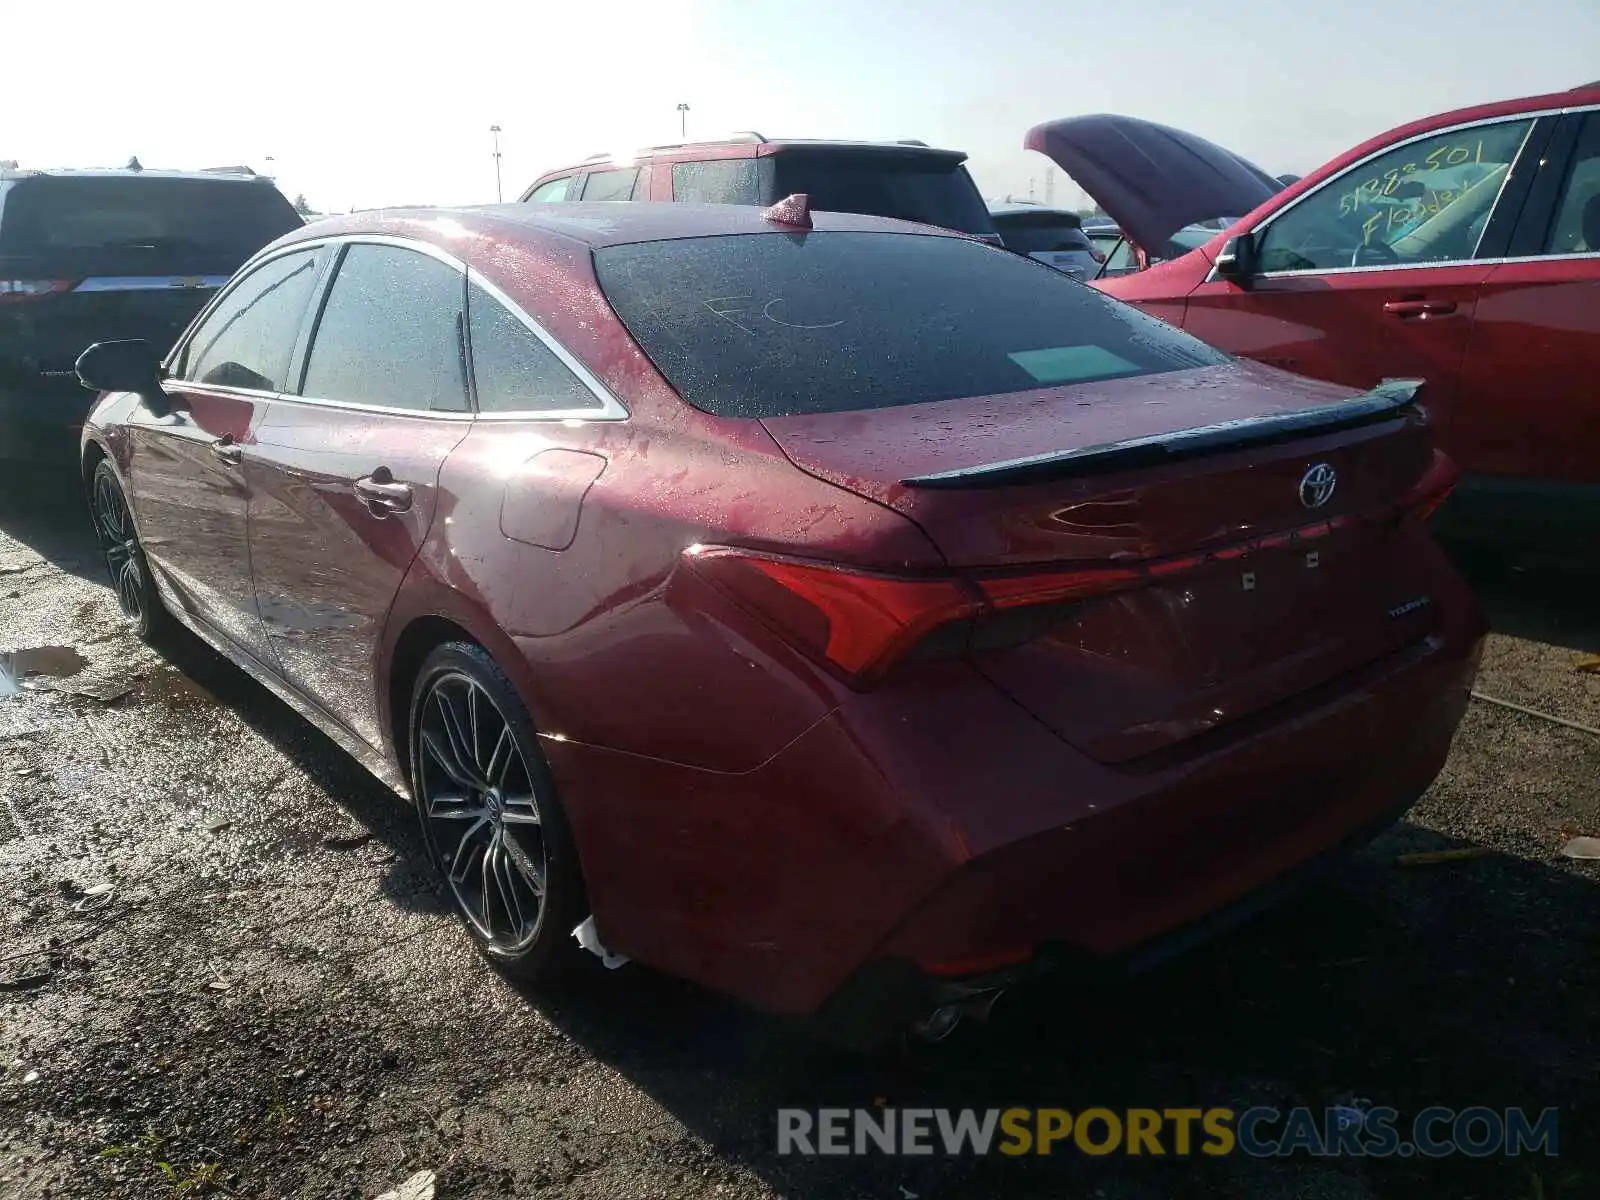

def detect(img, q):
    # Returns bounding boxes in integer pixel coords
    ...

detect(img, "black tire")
[89,459,170,641]
[408,641,587,980]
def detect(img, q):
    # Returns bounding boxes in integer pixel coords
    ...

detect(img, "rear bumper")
[541,547,1485,1020]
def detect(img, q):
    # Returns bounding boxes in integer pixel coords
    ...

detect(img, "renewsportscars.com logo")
[776,1106,1559,1159]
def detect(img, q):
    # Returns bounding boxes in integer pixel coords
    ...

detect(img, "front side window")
[1257,118,1533,273]
[594,231,1227,419]
[180,248,320,391]
[671,160,760,205]
[580,169,639,202]
[467,282,601,413]
[527,177,573,203]
[1545,113,1600,255]
[300,243,467,412]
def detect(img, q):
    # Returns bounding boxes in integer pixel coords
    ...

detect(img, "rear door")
[0,175,302,389]
[1449,107,1600,528]
[245,240,471,749]
[1182,115,1546,418]
[128,245,326,666]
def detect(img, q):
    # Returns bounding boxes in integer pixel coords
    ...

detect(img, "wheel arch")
[379,568,549,789]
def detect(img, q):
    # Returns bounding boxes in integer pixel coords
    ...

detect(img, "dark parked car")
[987,203,1103,279]
[0,166,302,457]
[1033,84,1600,551]
[78,201,1481,1041]
[520,133,999,241]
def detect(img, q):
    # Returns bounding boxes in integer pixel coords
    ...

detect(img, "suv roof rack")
[896,139,929,147]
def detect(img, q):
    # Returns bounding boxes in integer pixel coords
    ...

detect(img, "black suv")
[0,166,303,457]
[519,134,999,241]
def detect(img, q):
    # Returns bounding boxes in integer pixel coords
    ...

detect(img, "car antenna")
[761,193,812,229]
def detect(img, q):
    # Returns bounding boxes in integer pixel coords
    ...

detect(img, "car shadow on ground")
[522,831,1597,1198]
[142,618,442,916]
[0,452,105,583]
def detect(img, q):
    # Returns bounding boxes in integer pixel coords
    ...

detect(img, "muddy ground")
[0,461,1596,1200]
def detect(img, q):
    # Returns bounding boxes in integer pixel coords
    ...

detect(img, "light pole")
[489,124,503,203]
[676,103,689,139]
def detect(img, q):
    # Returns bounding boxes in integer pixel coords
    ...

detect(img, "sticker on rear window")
[1007,345,1142,385]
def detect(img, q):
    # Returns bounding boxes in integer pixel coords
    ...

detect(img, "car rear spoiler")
[900,379,1423,489]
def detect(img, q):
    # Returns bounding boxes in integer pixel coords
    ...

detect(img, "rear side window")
[771,152,994,235]
[301,244,468,412]
[467,282,601,413]
[671,160,760,204]
[580,169,639,202]
[0,176,301,272]
[527,177,574,202]
[180,249,320,392]
[594,231,1227,418]
[1545,112,1600,254]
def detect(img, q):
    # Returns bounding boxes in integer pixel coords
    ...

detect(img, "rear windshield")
[771,152,994,235]
[593,231,1228,418]
[0,176,302,271]
[993,213,1092,254]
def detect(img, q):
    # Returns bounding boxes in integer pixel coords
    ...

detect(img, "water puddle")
[0,646,89,698]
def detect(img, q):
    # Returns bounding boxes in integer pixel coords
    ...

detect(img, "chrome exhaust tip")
[911,987,1006,1042]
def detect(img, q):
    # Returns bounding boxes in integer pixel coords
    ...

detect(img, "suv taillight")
[0,280,74,302]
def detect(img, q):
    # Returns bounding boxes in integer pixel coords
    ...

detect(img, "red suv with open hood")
[1030,85,1600,553]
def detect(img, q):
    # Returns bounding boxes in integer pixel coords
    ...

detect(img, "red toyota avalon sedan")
[76,201,1483,1041]
[1030,83,1600,554]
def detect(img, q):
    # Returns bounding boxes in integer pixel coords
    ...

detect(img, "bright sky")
[6,0,1597,212]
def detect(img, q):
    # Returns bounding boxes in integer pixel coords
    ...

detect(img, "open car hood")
[1025,114,1281,255]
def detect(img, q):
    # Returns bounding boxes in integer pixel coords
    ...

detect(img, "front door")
[1182,114,1542,468]
[245,241,471,749]
[125,245,326,666]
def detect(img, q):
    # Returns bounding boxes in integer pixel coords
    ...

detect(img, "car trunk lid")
[761,363,1446,762]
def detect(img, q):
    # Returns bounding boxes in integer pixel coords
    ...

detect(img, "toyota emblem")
[1298,463,1337,509]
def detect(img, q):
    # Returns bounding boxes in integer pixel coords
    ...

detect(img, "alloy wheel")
[92,468,145,623]
[417,671,548,953]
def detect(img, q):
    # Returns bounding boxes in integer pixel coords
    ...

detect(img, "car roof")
[0,166,272,184]
[280,201,967,252]
[535,136,966,180]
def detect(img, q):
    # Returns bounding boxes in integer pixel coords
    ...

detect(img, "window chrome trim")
[1239,248,1600,280]
[1206,104,1597,284]
[164,241,325,376]
[160,379,476,421]
[170,232,629,423]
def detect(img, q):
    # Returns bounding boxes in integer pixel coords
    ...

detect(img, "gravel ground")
[0,463,1596,1200]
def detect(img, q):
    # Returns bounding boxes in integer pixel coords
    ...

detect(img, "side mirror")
[1213,233,1258,285]
[76,340,164,396]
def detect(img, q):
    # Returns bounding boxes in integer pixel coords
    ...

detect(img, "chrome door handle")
[1382,299,1458,319]
[210,437,243,466]
[355,472,414,515]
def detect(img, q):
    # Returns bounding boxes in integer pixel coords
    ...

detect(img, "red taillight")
[686,507,1382,687]
[976,564,1144,609]
[685,547,982,683]
[1400,449,1460,522]
[0,279,73,302]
